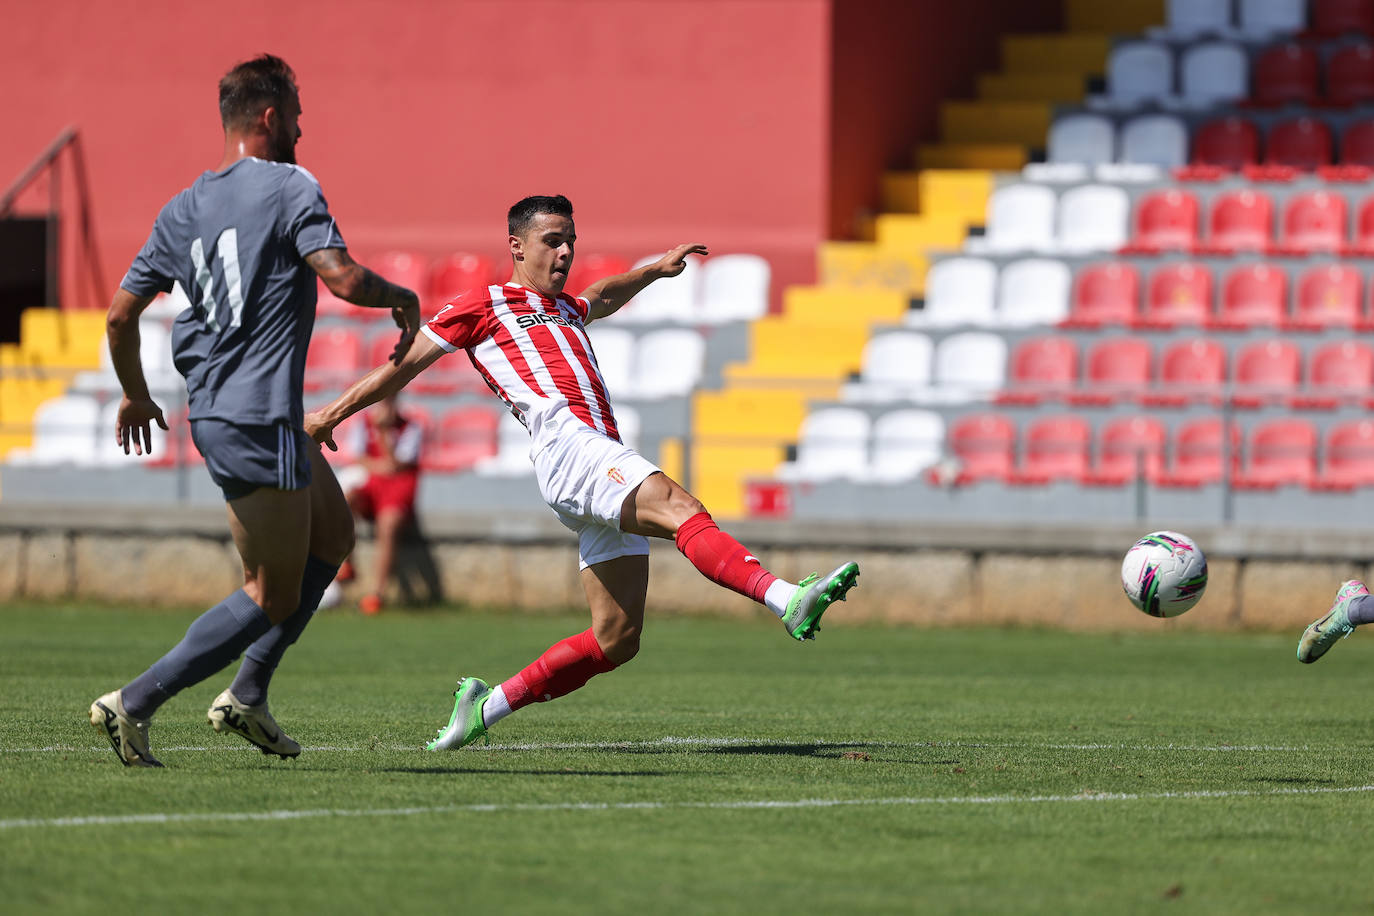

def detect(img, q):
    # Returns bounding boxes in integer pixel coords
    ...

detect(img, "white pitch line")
[4,784,1373,832]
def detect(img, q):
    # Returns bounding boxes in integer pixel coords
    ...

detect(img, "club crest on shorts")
[607,467,626,485]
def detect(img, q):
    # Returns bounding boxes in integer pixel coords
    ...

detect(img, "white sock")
[764,579,798,619]
[482,684,513,729]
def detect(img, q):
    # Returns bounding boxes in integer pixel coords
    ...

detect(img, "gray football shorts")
[189,419,313,501]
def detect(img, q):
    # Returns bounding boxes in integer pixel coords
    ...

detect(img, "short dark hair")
[508,195,574,237]
[218,54,298,129]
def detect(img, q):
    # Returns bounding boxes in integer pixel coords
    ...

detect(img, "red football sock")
[501,628,618,711]
[674,511,777,605]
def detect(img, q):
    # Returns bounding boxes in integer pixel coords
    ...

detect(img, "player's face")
[515,213,576,294]
[269,92,302,164]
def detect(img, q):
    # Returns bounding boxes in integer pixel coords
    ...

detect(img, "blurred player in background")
[306,195,859,751]
[89,54,422,767]
[335,391,424,615]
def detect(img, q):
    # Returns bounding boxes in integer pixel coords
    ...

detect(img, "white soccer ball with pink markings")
[1121,531,1208,618]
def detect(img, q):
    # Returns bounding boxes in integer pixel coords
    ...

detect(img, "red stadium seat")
[1315,419,1374,489]
[1189,117,1261,170]
[1146,337,1227,406]
[1067,262,1139,326]
[1126,190,1200,253]
[1156,417,1240,487]
[422,407,500,472]
[1140,262,1213,327]
[944,413,1015,484]
[1084,415,1167,486]
[1327,44,1374,105]
[1347,195,1374,253]
[1214,263,1288,329]
[1252,42,1321,105]
[1339,120,1374,169]
[373,250,430,296]
[1266,117,1333,170]
[1231,338,1302,408]
[1008,415,1091,485]
[1069,337,1152,405]
[1312,0,1374,35]
[996,336,1078,405]
[304,327,363,391]
[1292,263,1363,328]
[412,348,488,396]
[1233,418,1317,489]
[1199,190,1273,254]
[1295,340,1374,407]
[430,252,496,305]
[566,254,632,298]
[1274,190,1349,254]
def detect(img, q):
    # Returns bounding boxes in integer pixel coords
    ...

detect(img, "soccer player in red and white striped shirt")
[305,195,859,750]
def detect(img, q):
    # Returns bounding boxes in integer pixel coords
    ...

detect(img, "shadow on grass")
[381,766,672,777]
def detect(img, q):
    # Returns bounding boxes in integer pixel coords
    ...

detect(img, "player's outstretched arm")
[306,247,422,364]
[305,334,445,451]
[582,243,708,322]
[107,287,169,456]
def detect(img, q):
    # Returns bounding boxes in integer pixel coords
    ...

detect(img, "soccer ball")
[1120,531,1208,617]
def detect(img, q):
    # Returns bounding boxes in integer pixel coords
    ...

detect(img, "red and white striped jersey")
[420,283,620,453]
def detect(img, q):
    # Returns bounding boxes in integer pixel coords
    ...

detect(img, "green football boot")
[781,561,860,641]
[1297,579,1367,664]
[426,677,492,750]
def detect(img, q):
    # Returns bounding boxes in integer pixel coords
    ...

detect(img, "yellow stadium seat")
[872,213,967,250]
[917,143,1029,171]
[688,445,789,519]
[817,242,928,294]
[1001,34,1110,75]
[940,101,1052,146]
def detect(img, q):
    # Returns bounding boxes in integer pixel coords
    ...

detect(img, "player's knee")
[670,491,707,530]
[315,513,356,565]
[600,624,641,665]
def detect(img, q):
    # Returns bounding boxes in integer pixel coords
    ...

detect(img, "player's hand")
[116,396,168,456]
[389,291,422,365]
[304,410,337,451]
[652,244,709,279]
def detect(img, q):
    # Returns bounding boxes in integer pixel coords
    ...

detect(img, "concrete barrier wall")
[2,505,1368,633]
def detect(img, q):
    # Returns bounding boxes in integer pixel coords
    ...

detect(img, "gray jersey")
[121,157,345,427]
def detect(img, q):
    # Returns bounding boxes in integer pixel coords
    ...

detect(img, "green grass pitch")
[2,601,1373,914]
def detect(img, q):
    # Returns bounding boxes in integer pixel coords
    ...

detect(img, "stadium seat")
[1266,117,1333,169]
[1162,0,1233,38]
[1233,418,1317,488]
[918,257,997,327]
[1315,419,1374,489]
[1200,189,1274,253]
[1231,338,1302,407]
[1349,195,1374,253]
[1180,42,1251,106]
[1048,114,1115,164]
[411,347,486,396]
[632,328,705,397]
[1085,415,1167,485]
[1190,116,1262,170]
[1215,262,1288,328]
[996,258,1071,327]
[423,406,499,473]
[698,253,770,324]
[996,336,1078,405]
[1119,115,1190,168]
[1141,262,1214,327]
[1127,189,1200,253]
[776,407,871,483]
[1295,339,1374,407]
[1293,263,1363,327]
[472,412,534,477]
[1067,262,1140,326]
[844,331,934,402]
[1147,337,1227,406]
[373,250,430,295]
[565,253,631,300]
[429,252,495,304]
[1238,0,1308,37]
[1057,185,1130,253]
[1106,42,1175,106]
[1327,43,1374,105]
[1070,336,1152,405]
[1252,42,1321,105]
[1156,417,1239,487]
[981,184,1056,253]
[1275,191,1349,254]
[1009,414,1092,485]
[315,290,357,320]
[13,394,99,466]
[585,326,635,394]
[304,327,363,391]
[867,409,944,483]
[943,412,1015,483]
[1312,0,1374,35]
[1339,119,1374,168]
[931,332,1007,403]
[75,318,177,396]
[611,254,700,323]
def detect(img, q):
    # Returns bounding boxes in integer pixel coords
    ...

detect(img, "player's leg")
[621,471,859,640]
[361,505,406,614]
[1297,579,1374,663]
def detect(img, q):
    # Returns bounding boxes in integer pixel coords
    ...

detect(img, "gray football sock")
[228,554,339,706]
[1346,594,1374,626]
[121,590,272,720]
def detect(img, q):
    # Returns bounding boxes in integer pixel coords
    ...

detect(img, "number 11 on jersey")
[190,228,245,332]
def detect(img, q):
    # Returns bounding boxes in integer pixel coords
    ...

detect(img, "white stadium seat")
[1238,0,1305,38]
[867,409,945,483]
[698,254,769,324]
[931,332,1007,403]
[605,254,701,324]
[775,407,871,483]
[980,184,1056,254]
[586,326,635,395]
[1106,42,1175,106]
[1048,114,1115,165]
[93,398,173,466]
[631,328,705,398]
[472,412,533,477]
[1161,0,1233,38]
[612,403,641,451]
[997,258,1071,327]
[842,331,934,402]
[1180,42,1250,106]
[74,318,177,396]
[1120,115,1190,168]
[914,257,997,327]
[9,394,100,466]
[1057,184,1130,254]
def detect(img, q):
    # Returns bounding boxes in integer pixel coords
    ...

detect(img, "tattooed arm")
[306,247,422,363]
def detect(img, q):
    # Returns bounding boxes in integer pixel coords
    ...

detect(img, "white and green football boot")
[781,562,860,641]
[426,677,492,750]
[1297,579,1367,664]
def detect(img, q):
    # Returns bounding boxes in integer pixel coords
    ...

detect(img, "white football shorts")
[532,418,660,569]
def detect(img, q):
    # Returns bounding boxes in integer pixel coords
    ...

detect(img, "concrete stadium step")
[1000,34,1111,76]
[941,101,1054,147]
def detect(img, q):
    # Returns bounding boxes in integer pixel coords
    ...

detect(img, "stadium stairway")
[0,308,105,458]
